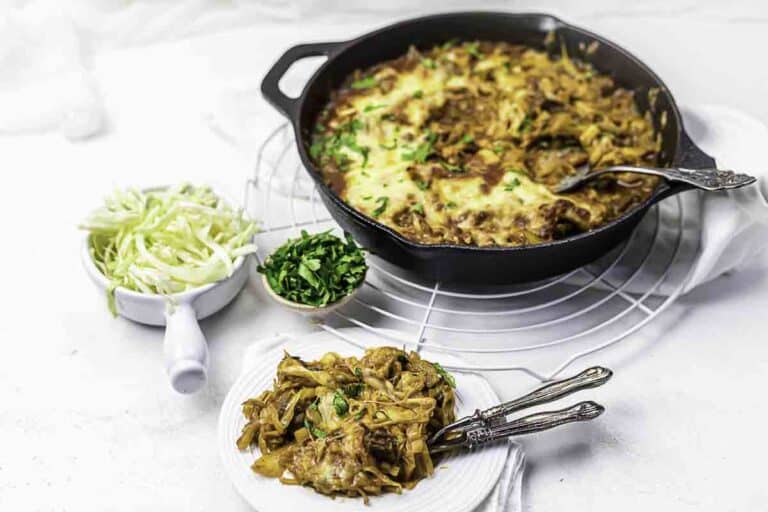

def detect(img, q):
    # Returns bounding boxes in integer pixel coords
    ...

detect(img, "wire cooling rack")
[245,123,701,381]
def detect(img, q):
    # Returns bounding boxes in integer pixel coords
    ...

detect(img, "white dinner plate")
[218,329,508,512]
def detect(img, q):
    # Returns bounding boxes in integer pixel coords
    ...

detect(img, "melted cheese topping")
[311,41,660,246]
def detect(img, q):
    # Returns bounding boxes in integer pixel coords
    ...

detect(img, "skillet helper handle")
[261,41,343,118]
[480,367,612,422]
[661,130,755,192]
[678,129,716,170]
[163,302,209,394]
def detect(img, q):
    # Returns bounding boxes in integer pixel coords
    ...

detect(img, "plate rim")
[217,329,509,512]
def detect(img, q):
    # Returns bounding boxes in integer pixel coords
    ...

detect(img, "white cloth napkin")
[679,105,768,291]
[0,4,104,140]
[241,333,526,512]
[209,96,768,295]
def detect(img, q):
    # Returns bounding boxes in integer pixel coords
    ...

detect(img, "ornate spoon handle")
[554,165,757,193]
[430,401,605,453]
[467,401,605,448]
[480,366,612,422]
[428,366,612,448]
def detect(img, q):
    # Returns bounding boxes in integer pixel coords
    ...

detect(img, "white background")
[1,1,767,511]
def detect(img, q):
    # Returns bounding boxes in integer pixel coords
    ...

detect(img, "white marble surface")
[1,4,767,511]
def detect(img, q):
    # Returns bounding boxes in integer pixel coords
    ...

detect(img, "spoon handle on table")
[479,366,612,421]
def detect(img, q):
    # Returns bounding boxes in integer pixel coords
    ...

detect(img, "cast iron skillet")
[261,11,716,284]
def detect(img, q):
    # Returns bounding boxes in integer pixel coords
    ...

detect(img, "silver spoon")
[428,366,612,453]
[553,164,757,194]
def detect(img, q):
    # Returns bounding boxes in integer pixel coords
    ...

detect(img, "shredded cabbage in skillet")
[311,40,661,246]
[236,347,456,502]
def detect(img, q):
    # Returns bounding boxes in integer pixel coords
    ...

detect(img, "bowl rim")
[259,273,362,312]
[81,236,247,302]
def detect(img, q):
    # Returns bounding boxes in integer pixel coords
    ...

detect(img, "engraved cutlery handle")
[609,165,756,191]
[464,401,605,449]
[556,165,757,193]
[480,367,612,421]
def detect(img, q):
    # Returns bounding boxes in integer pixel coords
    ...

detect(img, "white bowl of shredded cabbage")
[80,184,258,394]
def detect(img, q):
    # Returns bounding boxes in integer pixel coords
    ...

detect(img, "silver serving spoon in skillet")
[553,164,757,194]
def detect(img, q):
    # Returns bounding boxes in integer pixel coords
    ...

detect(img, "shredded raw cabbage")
[80,184,257,314]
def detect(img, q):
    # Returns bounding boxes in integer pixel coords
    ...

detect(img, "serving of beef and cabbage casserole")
[310,40,661,247]
[236,347,456,501]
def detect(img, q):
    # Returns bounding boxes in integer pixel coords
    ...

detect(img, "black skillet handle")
[261,42,343,119]
[653,129,718,201]
[678,130,716,170]
[651,132,757,201]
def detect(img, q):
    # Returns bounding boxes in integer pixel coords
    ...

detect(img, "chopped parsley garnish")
[466,42,482,58]
[309,141,324,159]
[310,117,369,169]
[304,418,327,438]
[493,143,505,155]
[379,139,397,150]
[359,146,371,167]
[504,177,521,191]
[402,131,437,163]
[332,390,349,416]
[354,409,366,421]
[421,58,437,69]
[416,180,430,191]
[372,196,389,217]
[257,230,367,307]
[518,115,533,133]
[412,90,423,99]
[347,118,364,131]
[442,38,459,49]
[343,383,364,398]
[362,195,372,200]
[461,134,474,144]
[411,203,424,215]
[446,201,457,209]
[350,76,377,89]
[364,103,387,113]
[354,367,363,379]
[433,362,456,388]
[440,160,464,173]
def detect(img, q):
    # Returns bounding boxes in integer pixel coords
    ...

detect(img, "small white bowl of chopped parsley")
[258,230,367,314]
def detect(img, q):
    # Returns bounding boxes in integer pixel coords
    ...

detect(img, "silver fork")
[428,367,612,454]
[553,164,756,194]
